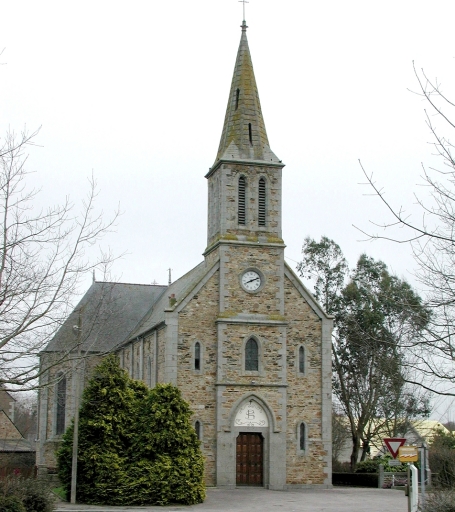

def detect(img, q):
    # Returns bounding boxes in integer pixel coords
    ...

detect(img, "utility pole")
[70,309,83,504]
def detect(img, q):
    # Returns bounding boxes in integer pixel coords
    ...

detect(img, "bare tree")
[0,129,119,390]
[357,63,455,395]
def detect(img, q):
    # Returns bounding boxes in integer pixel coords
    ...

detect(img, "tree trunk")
[350,434,361,471]
[360,440,370,461]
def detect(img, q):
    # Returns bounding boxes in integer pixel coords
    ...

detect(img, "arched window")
[258,177,266,226]
[245,338,258,371]
[299,422,306,452]
[148,356,153,387]
[195,420,201,440]
[238,176,246,225]
[56,375,66,435]
[299,346,305,374]
[194,342,201,371]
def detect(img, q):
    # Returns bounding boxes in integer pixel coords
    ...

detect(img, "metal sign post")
[419,444,426,507]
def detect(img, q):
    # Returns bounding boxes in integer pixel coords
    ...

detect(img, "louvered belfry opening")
[258,178,266,226]
[238,176,246,225]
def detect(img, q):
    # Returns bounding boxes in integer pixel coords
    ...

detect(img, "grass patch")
[52,487,67,501]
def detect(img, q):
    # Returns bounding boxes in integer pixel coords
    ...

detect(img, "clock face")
[241,270,262,292]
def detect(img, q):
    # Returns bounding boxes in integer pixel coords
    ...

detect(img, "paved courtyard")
[55,487,408,512]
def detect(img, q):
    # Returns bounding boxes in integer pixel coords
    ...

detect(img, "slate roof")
[43,282,167,354]
[0,439,35,453]
[0,411,34,453]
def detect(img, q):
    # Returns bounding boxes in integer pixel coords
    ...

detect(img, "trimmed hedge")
[332,472,379,487]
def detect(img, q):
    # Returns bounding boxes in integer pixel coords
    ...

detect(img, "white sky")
[1,0,455,420]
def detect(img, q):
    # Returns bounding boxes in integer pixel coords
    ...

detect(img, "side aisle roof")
[43,282,167,354]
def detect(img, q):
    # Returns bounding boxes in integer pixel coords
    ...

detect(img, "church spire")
[214,22,280,165]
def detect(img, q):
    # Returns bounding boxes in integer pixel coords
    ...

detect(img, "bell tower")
[205,21,284,251]
[207,20,290,489]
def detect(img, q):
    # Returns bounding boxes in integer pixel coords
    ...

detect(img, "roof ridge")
[94,281,168,287]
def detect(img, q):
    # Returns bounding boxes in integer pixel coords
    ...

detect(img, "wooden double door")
[236,433,264,486]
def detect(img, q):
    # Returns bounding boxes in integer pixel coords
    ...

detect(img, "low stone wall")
[379,469,407,489]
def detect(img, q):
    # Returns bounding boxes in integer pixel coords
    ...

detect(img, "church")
[36,19,333,490]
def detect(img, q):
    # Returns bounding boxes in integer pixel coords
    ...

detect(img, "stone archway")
[216,393,286,490]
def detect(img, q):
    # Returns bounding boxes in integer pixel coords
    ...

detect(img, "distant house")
[0,389,35,478]
[335,418,450,463]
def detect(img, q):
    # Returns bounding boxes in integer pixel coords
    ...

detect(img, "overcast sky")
[2,0,455,419]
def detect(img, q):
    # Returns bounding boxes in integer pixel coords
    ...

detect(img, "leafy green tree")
[57,356,205,506]
[297,236,348,315]
[298,238,431,470]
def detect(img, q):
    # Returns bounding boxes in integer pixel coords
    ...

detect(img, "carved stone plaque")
[234,399,268,427]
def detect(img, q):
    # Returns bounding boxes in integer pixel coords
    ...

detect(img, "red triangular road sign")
[384,438,406,459]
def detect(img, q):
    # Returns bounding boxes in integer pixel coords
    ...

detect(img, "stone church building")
[37,20,333,489]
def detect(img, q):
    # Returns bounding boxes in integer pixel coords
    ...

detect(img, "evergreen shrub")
[0,476,54,512]
[57,355,205,506]
[0,495,26,512]
[355,454,408,473]
[429,430,455,488]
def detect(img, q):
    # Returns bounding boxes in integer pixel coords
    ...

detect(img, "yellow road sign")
[398,445,418,462]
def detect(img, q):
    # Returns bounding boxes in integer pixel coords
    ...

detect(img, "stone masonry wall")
[219,244,284,316]
[176,270,219,486]
[284,276,327,485]
[156,327,166,383]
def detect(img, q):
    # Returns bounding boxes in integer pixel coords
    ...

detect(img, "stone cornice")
[204,237,286,258]
[215,382,288,388]
[215,314,287,326]
[205,158,284,178]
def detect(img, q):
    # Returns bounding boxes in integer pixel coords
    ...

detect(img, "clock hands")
[245,277,259,284]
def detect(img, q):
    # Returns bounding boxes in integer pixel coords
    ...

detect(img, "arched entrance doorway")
[216,393,286,489]
[233,398,268,486]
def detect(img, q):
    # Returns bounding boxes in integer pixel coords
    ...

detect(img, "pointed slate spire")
[214,22,280,165]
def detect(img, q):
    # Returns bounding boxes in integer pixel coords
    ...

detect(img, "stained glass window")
[245,338,258,371]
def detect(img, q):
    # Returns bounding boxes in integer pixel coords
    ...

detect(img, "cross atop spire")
[239,0,249,22]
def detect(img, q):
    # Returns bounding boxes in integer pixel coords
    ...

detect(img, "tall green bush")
[128,384,206,505]
[429,429,455,488]
[57,356,205,506]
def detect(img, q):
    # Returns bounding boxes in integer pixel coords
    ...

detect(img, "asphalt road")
[55,487,408,512]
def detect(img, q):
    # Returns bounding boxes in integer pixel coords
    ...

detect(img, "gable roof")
[43,281,167,354]
[128,260,211,339]
[284,262,333,320]
[0,411,22,440]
